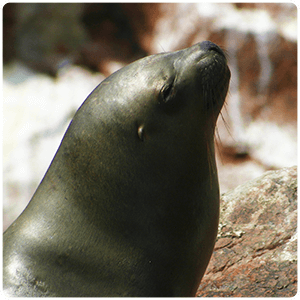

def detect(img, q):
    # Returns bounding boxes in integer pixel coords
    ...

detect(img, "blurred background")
[3,3,297,231]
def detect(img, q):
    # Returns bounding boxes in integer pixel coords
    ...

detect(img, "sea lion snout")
[174,41,230,85]
[172,41,230,117]
[175,41,227,65]
[199,40,226,57]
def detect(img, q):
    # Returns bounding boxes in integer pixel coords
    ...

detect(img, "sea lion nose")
[199,41,225,57]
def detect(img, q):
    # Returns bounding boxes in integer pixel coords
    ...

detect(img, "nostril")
[199,41,225,57]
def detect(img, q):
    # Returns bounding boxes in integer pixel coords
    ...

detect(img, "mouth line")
[196,50,227,67]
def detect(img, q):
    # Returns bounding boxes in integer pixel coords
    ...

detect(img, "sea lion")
[3,41,230,297]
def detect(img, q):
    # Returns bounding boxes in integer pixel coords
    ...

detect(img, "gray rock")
[197,166,297,297]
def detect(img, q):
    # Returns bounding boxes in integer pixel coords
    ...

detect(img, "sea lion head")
[86,40,230,140]
[46,41,230,213]
[64,41,229,161]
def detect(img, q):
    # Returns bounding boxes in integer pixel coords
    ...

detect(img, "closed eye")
[160,75,176,104]
[158,75,186,113]
[161,84,173,103]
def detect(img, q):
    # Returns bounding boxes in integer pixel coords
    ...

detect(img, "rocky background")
[197,166,297,297]
[3,3,297,296]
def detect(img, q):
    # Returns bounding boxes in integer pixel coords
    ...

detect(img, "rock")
[197,166,297,297]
